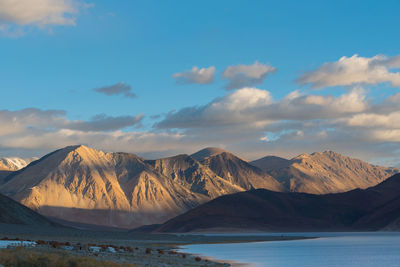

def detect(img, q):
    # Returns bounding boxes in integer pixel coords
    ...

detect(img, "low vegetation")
[0,247,136,267]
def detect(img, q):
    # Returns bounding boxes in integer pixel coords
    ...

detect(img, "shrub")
[0,248,136,267]
[49,241,61,248]
[195,256,201,262]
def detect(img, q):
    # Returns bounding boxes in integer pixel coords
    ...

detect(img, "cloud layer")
[172,66,215,85]
[154,87,400,165]
[156,87,368,129]
[0,108,143,135]
[1,86,400,166]
[222,61,276,90]
[1,54,400,166]
[298,54,400,88]
[94,82,136,98]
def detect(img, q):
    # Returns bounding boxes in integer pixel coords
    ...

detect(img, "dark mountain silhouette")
[152,174,400,232]
[0,193,56,226]
[0,171,13,185]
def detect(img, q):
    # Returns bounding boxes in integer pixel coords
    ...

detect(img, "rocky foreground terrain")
[0,222,307,267]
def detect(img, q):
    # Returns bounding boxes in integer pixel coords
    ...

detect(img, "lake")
[180,232,400,267]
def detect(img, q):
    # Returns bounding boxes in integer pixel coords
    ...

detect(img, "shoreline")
[175,235,318,267]
[0,223,315,266]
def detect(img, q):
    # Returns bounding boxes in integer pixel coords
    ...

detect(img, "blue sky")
[0,0,400,165]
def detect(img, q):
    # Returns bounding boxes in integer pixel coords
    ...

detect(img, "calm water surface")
[180,232,400,267]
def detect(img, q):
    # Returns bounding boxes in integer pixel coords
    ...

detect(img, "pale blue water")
[180,232,400,267]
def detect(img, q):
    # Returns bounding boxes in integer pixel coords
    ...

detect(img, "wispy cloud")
[66,114,144,132]
[172,66,215,85]
[0,108,143,135]
[298,54,400,89]
[93,82,136,98]
[222,61,276,90]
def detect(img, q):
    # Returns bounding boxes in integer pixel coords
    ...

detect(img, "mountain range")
[0,145,398,229]
[251,151,399,194]
[153,173,400,232]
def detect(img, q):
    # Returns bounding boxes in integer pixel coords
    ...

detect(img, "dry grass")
[0,247,136,267]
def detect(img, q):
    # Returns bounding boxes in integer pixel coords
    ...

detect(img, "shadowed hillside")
[153,174,400,232]
[0,193,56,226]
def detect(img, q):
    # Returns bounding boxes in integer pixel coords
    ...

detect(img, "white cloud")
[298,54,400,88]
[367,130,400,143]
[0,0,91,35]
[156,87,273,129]
[222,61,276,90]
[344,112,400,129]
[172,66,215,85]
[0,108,65,135]
[156,87,368,129]
[152,87,400,165]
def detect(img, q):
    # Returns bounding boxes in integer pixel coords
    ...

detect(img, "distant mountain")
[0,157,35,171]
[193,148,283,191]
[0,145,207,229]
[0,157,36,185]
[250,156,291,173]
[250,151,399,194]
[0,192,56,226]
[153,174,400,233]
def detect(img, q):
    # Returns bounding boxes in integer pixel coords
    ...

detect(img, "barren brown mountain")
[145,154,243,198]
[0,145,207,228]
[194,148,284,191]
[251,151,399,194]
